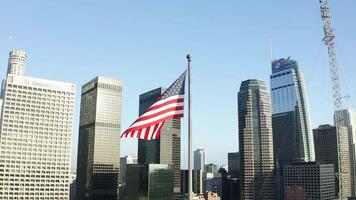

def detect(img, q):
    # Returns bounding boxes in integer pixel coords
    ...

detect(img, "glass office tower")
[138,87,181,193]
[76,77,123,200]
[270,58,315,199]
[270,57,314,163]
[125,164,173,200]
[238,79,275,200]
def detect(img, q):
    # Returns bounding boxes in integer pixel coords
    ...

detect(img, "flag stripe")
[136,106,184,123]
[144,97,184,114]
[142,100,184,117]
[129,110,184,128]
[150,95,184,108]
[122,113,183,137]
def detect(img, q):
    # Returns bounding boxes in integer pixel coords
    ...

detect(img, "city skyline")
[1,1,356,169]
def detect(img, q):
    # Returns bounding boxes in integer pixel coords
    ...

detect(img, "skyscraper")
[238,79,275,200]
[313,124,351,199]
[194,149,206,171]
[227,152,239,176]
[270,58,315,199]
[337,109,356,197]
[284,162,335,200]
[270,57,315,163]
[138,87,181,193]
[0,50,76,199]
[76,77,123,200]
[7,49,27,76]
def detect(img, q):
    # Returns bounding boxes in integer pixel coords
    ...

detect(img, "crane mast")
[319,0,344,127]
[319,1,347,199]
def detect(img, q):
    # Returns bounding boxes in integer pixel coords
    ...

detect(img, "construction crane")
[318,1,346,199]
[319,0,344,127]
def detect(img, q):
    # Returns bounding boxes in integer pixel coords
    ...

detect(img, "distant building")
[0,50,76,199]
[313,124,351,199]
[284,162,335,200]
[227,152,239,176]
[238,79,275,200]
[138,88,181,193]
[194,149,207,171]
[120,155,138,184]
[125,164,174,200]
[181,170,203,195]
[76,77,123,199]
[205,163,219,175]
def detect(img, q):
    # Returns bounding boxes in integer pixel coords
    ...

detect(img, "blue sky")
[1,0,356,170]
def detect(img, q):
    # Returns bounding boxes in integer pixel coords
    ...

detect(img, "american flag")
[121,70,186,140]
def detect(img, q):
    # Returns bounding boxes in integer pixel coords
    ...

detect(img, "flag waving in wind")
[121,70,186,140]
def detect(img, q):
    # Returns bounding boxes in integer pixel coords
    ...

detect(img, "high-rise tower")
[7,50,27,76]
[0,50,76,199]
[76,77,123,200]
[313,124,351,199]
[270,58,315,199]
[337,109,356,196]
[270,57,315,163]
[194,149,206,171]
[138,87,181,193]
[238,79,275,200]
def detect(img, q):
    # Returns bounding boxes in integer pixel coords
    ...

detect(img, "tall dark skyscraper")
[270,57,315,163]
[238,79,275,200]
[313,124,351,199]
[270,58,315,199]
[76,77,123,200]
[138,87,181,193]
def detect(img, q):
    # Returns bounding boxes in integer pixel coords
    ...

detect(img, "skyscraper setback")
[76,77,123,199]
[0,50,76,199]
[138,87,181,193]
[238,79,275,200]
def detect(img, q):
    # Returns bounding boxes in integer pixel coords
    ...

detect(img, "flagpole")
[187,54,193,200]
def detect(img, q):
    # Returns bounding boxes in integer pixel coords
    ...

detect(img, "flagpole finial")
[186,54,191,62]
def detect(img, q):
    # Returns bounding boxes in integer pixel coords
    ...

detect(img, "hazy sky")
[1,0,356,170]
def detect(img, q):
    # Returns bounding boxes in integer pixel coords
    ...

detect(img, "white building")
[194,149,206,171]
[0,50,75,199]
